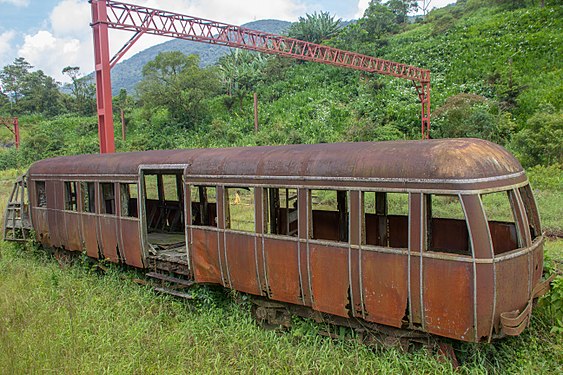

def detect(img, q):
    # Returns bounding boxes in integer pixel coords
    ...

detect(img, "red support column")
[13,117,19,149]
[91,0,116,153]
[415,79,431,139]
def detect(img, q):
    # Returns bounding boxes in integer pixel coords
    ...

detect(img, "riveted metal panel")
[310,244,350,318]
[494,255,530,332]
[120,219,144,268]
[263,237,301,304]
[424,258,474,341]
[81,214,98,258]
[63,211,82,251]
[192,228,221,284]
[224,232,260,295]
[362,251,408,328]
[32,208,49,245]
[98,215,119,262]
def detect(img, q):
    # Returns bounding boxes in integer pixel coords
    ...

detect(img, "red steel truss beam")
[91,0,431,153]
[0,117,20,149]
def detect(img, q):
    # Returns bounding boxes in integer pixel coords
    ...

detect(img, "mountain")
[101,19,291,95]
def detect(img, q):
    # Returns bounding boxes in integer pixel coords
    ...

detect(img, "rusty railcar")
[9,139,551,342]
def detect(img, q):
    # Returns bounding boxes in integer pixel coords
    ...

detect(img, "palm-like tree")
[288,11,342,44]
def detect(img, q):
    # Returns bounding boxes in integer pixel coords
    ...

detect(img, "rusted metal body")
[19,139,548,342]
[90,0,431,154]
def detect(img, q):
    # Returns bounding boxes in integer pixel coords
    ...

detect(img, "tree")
[511,110,563,167]
[137,51,220,128]
[418,0,433,15]
[0,57,33,113]
[19,70,63,116]
[62,66,96,115]
[386,0,418,24]
[218,50,268,110]
[288,11,342,44]
[361,1,399,40]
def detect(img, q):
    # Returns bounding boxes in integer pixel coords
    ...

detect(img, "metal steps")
[146,271,195,287]
[146,270,195,300]
[3,175,32,242]
[153,287,194,300]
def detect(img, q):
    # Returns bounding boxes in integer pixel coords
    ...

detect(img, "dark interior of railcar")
[481,191,522,255]
[426,194,471,256]
[364,192,409,248]
[143,172,186,257]
[311,190,348,242]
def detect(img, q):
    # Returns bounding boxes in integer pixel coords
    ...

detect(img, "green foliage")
[0,58,64,116]
[527,164,562,191]
[62,66,96,116]
[387,0,419,24]
[218,50,269,109]
[510,109,563,167]
[0,239,562,373]
[137,52,221,129]
[432,93,516,143]
[288,11,342,44]
[361,1,400,40]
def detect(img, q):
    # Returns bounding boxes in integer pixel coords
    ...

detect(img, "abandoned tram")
[4,139,552,343]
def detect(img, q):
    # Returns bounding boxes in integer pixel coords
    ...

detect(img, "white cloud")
[18,31,83,82]
[50,0,91,37]
[356,0,370,18]
[0,30,17,67]
[0,0,29,6]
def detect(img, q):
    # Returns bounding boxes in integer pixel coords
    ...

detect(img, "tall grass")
[0,241,561,374]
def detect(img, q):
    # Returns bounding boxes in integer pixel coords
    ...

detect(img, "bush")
[510,110,563,167]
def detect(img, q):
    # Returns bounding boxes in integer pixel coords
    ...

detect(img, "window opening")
[225,187,255,232]
[518,185,541,241]
[36,181,47,208]
[64,182,78,211]
[481,190,522,255]
[311,189,348,242]
[100,183,115,215]
[120,183,138,218]
[426,194,471,256]
[190,185,217,227]
[144,174,159,200]
[80,182,96,213]
[264,187,298,236]
[364,192,408,248]
[143,173,184,233]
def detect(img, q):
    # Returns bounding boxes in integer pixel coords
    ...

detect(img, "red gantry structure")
[91,0,432,153]
[0,117,20,149]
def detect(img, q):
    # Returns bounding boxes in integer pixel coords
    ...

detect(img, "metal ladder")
[3,175,32,242]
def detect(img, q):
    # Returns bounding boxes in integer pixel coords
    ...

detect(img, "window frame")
[189,184,218,228]
[35,180,47,208]
[224,186,256,233]
[99,182,116,216]
[362,191,410,250]
[64,181,78,212]
[424,193,473,257]
[263,186,299,238]
[309,188,349,243]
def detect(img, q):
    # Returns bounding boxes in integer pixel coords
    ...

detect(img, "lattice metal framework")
[91,0,431,153]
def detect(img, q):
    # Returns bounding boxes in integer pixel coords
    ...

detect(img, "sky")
[0,0,456,83]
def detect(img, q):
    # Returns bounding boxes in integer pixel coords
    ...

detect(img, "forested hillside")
[0,0,560,171]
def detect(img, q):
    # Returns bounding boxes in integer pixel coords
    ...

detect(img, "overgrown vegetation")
[0,1,560,169]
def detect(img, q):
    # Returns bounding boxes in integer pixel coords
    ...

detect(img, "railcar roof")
[28,139,524,183]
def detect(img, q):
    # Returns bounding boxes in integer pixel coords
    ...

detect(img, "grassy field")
[0,169,561,374]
